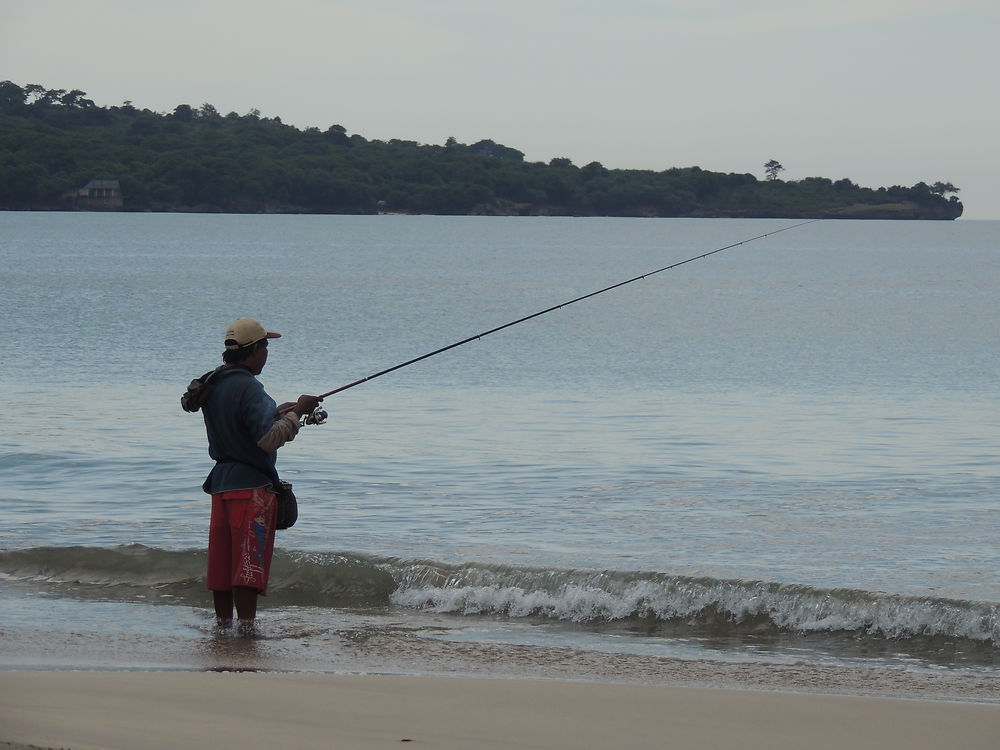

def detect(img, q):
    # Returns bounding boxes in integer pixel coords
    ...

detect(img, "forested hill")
[0,81,963,219]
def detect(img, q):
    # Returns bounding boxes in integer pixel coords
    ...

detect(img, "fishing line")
[316,219,819,401]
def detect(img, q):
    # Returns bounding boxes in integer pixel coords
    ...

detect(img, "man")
[200,317,321,635]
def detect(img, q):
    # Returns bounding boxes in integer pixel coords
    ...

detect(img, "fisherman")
[199,317,320,635]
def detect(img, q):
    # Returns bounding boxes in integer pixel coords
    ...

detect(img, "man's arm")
[257,412,300,451]
[256,394,321,452]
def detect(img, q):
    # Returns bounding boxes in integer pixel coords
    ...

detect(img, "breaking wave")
[2,544,997,647]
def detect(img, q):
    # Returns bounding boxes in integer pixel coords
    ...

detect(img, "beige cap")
[224,318,282,350]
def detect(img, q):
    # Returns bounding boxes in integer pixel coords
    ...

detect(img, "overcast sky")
[2,0,997,218]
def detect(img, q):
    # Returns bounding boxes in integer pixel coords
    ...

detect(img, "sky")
[2,0,998,218]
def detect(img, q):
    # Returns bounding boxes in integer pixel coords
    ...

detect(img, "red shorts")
[207,486,277,595]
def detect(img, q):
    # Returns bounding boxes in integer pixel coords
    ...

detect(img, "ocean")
[1,212,998,699]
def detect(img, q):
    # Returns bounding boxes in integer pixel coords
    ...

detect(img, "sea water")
[1,212,998,696]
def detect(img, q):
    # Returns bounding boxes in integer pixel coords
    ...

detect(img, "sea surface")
[1,212,998,698]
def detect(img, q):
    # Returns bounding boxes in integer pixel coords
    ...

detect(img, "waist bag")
[273,481,298,530]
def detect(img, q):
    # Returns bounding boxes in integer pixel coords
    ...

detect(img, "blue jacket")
[201,366,279,493]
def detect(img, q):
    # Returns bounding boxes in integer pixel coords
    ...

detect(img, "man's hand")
[291,394,322,417]
[276,395,323,418]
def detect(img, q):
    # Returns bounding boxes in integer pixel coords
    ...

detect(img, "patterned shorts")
[207,486,277,595]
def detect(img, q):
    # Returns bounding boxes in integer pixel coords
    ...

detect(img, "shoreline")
[0,206,965,219]
[3,620,998,705]
[2,671,997,750]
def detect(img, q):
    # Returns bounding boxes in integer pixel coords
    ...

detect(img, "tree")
[764,159,785,181]
[60,89,95,108]
[0,80,26,110]
[40,87,66,105]
[468,139,524,161]
[323,124,349,145]
[171,104,195,121]
[197,103,220,119]
[930,181,959,196]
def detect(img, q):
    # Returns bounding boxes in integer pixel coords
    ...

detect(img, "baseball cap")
[224,318,282,350]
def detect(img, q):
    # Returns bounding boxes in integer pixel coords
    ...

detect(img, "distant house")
[74,179,123,210]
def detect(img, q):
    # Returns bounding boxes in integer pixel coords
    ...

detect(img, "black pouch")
[181,367,223,413]
[274,481,298,530]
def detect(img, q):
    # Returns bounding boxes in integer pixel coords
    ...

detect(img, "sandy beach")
[2,671,997,750]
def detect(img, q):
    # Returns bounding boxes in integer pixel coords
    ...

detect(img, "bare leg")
[233,586,259,636]
[213,590,233,627]
[233,586,258,619]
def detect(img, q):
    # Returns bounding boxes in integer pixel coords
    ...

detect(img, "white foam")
[390,574,1000,644]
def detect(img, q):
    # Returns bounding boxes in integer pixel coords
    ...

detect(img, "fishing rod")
[300,219,818,421]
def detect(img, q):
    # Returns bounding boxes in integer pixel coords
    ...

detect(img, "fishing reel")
[300,406,328,426]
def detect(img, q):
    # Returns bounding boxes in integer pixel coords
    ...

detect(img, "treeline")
[0,81,963,219]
